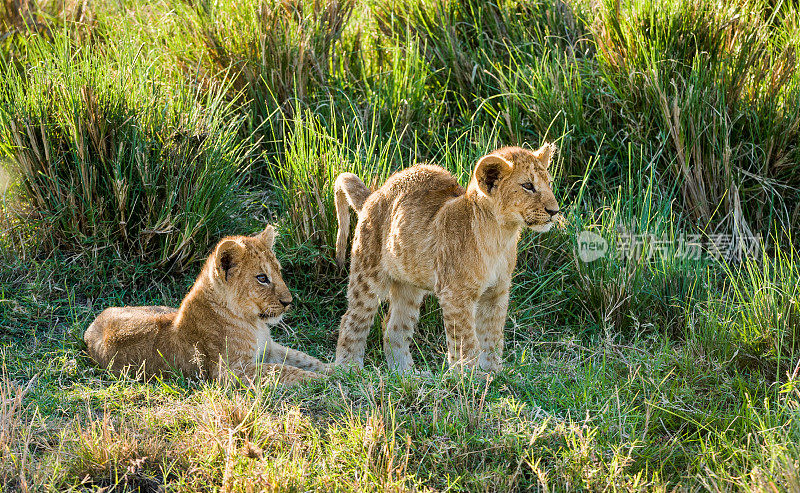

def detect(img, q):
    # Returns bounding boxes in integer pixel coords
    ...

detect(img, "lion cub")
[84,226,329,385]
[334,145,561,373]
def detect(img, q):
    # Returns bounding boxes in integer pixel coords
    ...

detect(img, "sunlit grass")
[1,0,800,490]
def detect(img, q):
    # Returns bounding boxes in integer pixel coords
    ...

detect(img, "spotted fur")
[334,145,561,373]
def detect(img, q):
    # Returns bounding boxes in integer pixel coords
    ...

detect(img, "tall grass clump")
[564,200,704,337]
[593,0,800,236]
[269,110,397,256]
[0,0,98,51]
[522,151,707,336]
[373,0,587,112]
[355,38,443,143]
[165,0,356,140]
[694,239,800,380]
[0,37,250,270]
[372,0,612,184]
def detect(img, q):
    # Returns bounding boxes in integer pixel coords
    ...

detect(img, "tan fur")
[84,226,329,386]
[334,145,561,373]
[335,172,372,269]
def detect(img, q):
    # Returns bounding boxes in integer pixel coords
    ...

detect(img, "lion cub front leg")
[213,358,322,387]
[475,284,510,372]
[438,288,482,370]
[267,342,331,374]
[262,364,324,386]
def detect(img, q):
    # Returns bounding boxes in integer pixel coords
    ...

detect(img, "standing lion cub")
[84,226,328,385]
[334,145,561,373]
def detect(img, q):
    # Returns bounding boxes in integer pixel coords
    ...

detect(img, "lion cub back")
[375,164,464,208]
[364,164,465,287]
[84,306,178,372]
[375,165,464,240]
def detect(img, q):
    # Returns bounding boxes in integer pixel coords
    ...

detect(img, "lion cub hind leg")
[383,281,425,373]
[335,267,381,369]
[84,306,176,371]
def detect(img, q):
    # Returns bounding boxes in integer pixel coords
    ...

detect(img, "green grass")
[0,35,251,270]
[3,240,800,490]
[2,0,800,490]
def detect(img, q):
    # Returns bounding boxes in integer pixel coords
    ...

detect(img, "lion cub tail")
[334,172,370,269]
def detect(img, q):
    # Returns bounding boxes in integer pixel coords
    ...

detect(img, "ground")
[2,230,799,490]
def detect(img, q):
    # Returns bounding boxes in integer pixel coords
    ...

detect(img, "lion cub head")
[209,225,293,324]
[468,144,561,232]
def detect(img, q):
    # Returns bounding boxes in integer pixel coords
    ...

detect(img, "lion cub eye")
[521,182,536,192]
[256,274,270,285]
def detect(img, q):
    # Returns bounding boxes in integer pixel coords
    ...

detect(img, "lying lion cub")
[334,145,561,374]
[84,226,328,385]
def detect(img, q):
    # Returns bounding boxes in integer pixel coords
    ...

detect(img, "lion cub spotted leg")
[265,342,330,374]
[335,264,382,368]
[382,281,425,373]
[437,289,483,370]
[475,284,510,372]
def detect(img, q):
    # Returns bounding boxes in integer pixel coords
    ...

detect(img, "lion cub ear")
[474,154,512,195]
[215,239,244,281]
[256,225,276,250]
[535,142,557,169]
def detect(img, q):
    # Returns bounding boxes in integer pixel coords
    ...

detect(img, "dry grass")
[0,368,37,491]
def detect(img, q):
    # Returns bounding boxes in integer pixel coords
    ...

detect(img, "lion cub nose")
[280,298,292,308]
[545,208,560,217]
